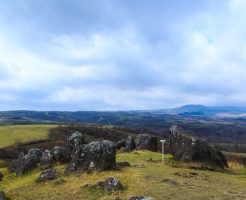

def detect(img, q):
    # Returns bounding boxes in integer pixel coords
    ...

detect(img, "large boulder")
[65,140,116,173]
[53,146,71,164]
[67,131,86,150]
[40,150,54,170]
[135,134,158,152]
[8,152,38,176]
[169,125,228,169]
[0,172,3,182]
[125,136,135,151]
[0,191,6,200]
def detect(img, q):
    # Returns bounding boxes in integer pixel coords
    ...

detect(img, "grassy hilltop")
[0,151,246,200]
[0,125,246,200]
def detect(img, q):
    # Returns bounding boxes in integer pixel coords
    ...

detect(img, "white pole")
[160,140,166,163]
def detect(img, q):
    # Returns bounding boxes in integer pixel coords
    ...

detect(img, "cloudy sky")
[0,0,246,111]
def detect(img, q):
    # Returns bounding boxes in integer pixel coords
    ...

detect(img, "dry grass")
[228,161,245,169]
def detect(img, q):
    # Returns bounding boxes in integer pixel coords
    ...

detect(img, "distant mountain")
[163,104,246,115]
[1,105,246,147]
[1,105,246,125]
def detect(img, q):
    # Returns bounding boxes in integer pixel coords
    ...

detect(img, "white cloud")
[0,0,246,110]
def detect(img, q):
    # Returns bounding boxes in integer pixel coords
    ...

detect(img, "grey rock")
[116,139,126,149]
[40,150,54,170]
[129,197,155,200]
[125,136,135,151]
[8,152,38,176]
[116,162,131,169]
[0,191,6,200]
[169,125,228,169]
[91,177,124,192]
[160,178,178,186]
[53,146,71,163]
[103,177,124,192]
[135,134,158,152]
[67,131,85,149]
[65,140,116,173]
[0,172,3,182]
[36,168,58,182]
[28,148,42,161]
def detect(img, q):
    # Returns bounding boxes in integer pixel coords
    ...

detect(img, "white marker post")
[160,139,166,163]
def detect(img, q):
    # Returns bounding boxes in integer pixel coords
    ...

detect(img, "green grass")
[0,151,246,200]
[0,125,58,148]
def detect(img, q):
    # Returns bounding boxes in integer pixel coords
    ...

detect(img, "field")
[0,125,57,148]
[0,151,246,200]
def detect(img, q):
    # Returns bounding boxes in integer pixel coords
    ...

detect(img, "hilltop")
[0,151,246,200]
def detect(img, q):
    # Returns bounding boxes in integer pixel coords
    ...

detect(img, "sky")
[0,0,246,111]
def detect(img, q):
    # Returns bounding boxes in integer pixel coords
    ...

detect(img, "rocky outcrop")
[8,152,38,176]
[36,169,58,182]
[67,131,85,149]
[0,191,6,200]
[135,134,158,151]
[169,125,228,169]
[40,150,54,170]
[65,140,116,173]
[53,146,71,163]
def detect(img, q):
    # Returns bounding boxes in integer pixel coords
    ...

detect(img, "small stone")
[129,196,155,200]
[90,177,124,193]
[116,162,131,169]
[36,169,58,182]
[103,177,124,192]
[160,178,178,186]
[94,181,104,188]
